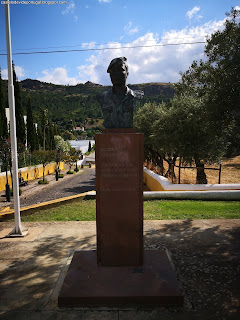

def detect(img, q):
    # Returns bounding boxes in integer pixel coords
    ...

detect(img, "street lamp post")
[4,4,28,236]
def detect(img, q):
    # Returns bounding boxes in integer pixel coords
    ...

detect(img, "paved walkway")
[0,220,239,319]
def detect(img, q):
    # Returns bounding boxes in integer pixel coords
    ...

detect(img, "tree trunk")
[164,154,177,179]
[195,159,207,184]
[164,157,171,178]
[43,126,46,150]
[160,157,164,175]
[157,155,164,175]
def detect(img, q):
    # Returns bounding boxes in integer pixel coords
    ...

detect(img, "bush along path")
[19,167,95,208]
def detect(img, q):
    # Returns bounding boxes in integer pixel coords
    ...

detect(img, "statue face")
[109,63,128,87]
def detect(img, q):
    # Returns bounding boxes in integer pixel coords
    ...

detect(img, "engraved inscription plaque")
[96,129,143,267]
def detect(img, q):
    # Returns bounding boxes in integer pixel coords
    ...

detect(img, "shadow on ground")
[0,220,239,319]
[0,230,95,318]
[144,220,240,319]
[63,176,96,194]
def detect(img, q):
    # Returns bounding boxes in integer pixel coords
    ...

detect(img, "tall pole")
[5,4,26,236]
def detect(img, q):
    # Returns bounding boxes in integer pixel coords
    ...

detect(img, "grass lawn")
[19,200,240,222]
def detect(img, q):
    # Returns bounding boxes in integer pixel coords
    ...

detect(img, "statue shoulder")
[133,89,144,99]
[127,86,144,99]
[97,89,112,105]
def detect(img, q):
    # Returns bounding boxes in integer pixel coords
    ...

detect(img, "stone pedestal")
[95,128,143,267]
[58,128,184,307]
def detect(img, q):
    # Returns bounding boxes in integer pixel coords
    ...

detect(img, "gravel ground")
[144,220,240,318]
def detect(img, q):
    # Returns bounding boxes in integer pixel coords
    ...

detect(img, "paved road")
[20,168,95,207]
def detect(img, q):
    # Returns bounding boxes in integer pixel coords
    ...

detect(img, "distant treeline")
[1,79,175,132]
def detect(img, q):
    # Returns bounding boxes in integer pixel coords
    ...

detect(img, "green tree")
[175,8,240,157]
[53,123,59,136]
[54,135,71,172]
[36,122,42,150]
[0,69,8,139]
[71,148,82,172]
[135,97,228,184]
[134,102,166,174]
[46,119,54,150]
[32,150,54,182]
[64,147,77,172]
[13,63,26,145]
[54,135,71,153]
[26,96,37,151]
[62,130,75,141]
[41,108,48,150]
[153,97,227,183]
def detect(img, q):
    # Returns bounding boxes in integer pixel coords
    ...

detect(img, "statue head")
[107,57,129,87]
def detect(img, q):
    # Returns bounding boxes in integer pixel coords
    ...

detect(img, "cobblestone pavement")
[0,167,95,209]
[21,167,95,207]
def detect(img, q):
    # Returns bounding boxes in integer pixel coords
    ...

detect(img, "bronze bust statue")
[99,57,143,128]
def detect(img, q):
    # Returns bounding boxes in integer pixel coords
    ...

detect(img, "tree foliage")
[64,147,82,172]
[13,63,26,145]
[54,135,71,171]
[175,8,240,157]
[54,135,71,153]
[0,69,8,139]
[26,96,37,151]
[134,9,240,183]
[32,150,55,182]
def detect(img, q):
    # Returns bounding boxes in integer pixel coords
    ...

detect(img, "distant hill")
[19,79,175,98]
[2,79,175,131]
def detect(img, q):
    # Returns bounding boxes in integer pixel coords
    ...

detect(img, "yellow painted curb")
[0,206,11,213]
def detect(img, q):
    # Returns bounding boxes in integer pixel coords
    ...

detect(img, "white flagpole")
[5,4,27,237]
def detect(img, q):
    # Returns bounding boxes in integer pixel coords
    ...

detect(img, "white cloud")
[1,69,8,79]
[82,41,97,49]
[38,67,80,85]
[129,26,140,35]
[98,0,112,3]
[76,18,226,85]
[15,66,25,78]
[235,6,240,10]
[124,21,140,35]
[186,6,202,20]
[61,0,75,15]
[2,66,25,80]
[61,0,78,21]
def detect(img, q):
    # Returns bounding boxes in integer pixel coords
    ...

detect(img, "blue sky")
[0,0,239,85]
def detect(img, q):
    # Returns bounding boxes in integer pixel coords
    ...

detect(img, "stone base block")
[58,250,183,307]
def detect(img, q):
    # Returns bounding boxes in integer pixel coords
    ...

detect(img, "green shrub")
[38,179,49,184]
[10,188,22,196]
[67,170,75,174]
[58,174,64,178]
